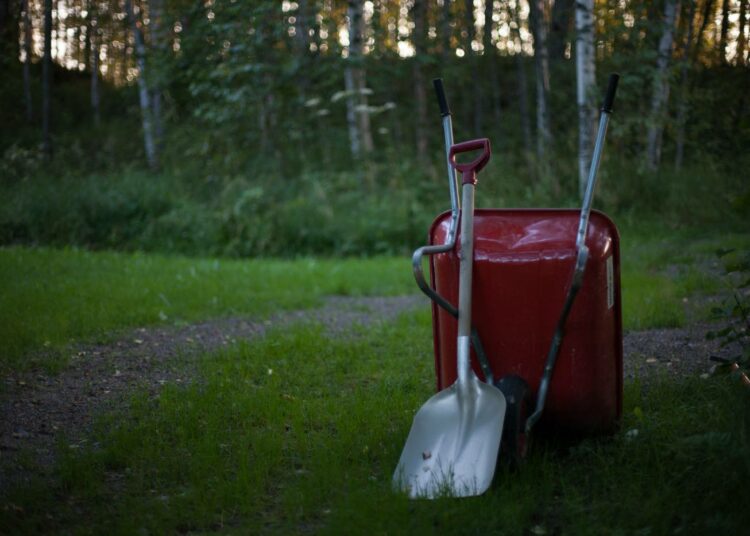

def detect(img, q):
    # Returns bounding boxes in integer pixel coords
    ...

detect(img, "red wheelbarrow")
[394,75,622,498]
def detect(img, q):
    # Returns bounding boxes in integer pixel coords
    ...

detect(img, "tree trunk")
[150,0,165,148]
[511,1,533,164]
[344,68,361,158]
[576,0,596,198]
[412,0,428,165]
[549,0,575,60]
[0,0,7,48]
[719,0,730,63]
[484,0,502,128]
[295,0,311,102]
[674,1,697,170]
[91,19,100,126]
[738,0,748,65]
[22,0,32,122]
[84,1,91,72]
[125,0,159,170]
[691,0,715,62]
[646,0,680,172]
[442,0,452,60]
[345,0,373,159]
[465,0,482,135]
[0,0,20,66]
[295,0,310,53]
[42,0,53,158]
[530,0,552,168]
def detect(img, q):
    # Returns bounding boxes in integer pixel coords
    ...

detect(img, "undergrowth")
[2,312,748,534]
[1,153,746,258]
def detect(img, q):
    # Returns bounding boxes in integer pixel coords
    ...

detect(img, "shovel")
[393,138,507,499]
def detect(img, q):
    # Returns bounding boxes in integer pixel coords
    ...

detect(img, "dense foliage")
[0,0,748,256]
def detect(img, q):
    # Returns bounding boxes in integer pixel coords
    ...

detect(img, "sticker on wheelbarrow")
[606,255,614,309]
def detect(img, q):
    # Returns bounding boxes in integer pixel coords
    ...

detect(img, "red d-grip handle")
[449,138,491,185]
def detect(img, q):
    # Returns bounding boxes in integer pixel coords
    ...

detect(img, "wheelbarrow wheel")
[495,375,532,469]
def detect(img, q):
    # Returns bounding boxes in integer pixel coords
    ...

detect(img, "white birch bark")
[22,0,32,122]
[484,0,502,126]
[91,14,100,126]
[125,0,158,169]
[738,0,748,65]
[720,0,730,62]
[511,1,533,160]
[345,0,373,159]
[412,0,428,164]
[150,0,164,148]
[42,0,52,157]
[344,67,360,158]
[646,0,680,172]
[576,0,596,198]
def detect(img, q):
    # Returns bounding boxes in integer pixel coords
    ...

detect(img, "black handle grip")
[433,78,451,117]
[601,73,620,113]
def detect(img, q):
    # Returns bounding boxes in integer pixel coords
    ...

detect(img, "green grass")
[0,247,413,370]
[619,231,750,329]
[2,311,749,534]
[2,228,748,370]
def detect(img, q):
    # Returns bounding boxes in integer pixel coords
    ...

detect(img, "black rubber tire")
[495,374,533,469]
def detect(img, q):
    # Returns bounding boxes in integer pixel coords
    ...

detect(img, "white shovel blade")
[393,377,506,499]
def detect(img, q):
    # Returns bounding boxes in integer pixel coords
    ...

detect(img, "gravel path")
[0,295,425,489]
[0,293,732,491]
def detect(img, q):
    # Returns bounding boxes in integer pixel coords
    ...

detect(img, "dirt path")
[0,294,729,491]
[0,295,425,489]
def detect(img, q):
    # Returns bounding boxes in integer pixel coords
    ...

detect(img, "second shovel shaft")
[457,182,475,339]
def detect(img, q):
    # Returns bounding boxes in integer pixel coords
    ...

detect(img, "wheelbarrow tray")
[429,208,623,433]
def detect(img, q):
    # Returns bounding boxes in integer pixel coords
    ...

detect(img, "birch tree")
[483,0,501,127]
[464,0,482,135]
[441,0,452,60]
[412,0,428,164]
[90,5,100,126]
[674,1,697,170]
[42,0,53,157]
[125,0,158,169]
[738,0,748,65]
[511,0,533,162]
[344,0,374,159]
[22,0,32,122]
[150,0,165,148]
[720,0,730,62]
[530,0,552,172]
[576,0,596,197]
[646,0,680,172]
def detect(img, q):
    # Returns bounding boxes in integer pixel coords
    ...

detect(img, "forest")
[0,0,748,255]
[2,2,750,533]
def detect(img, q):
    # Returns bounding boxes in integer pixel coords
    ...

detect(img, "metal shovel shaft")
[525,74,619,435]
[394,138,506,499]
[411,79,495,383]
[456,181,475,384]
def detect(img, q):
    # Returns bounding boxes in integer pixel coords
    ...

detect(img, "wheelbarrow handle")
[601,73,619,114]
[526,73,619,436]
[449,138,492,185]
[411,81,496,383]
[576,73,619,251]
[433,78,451,117]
